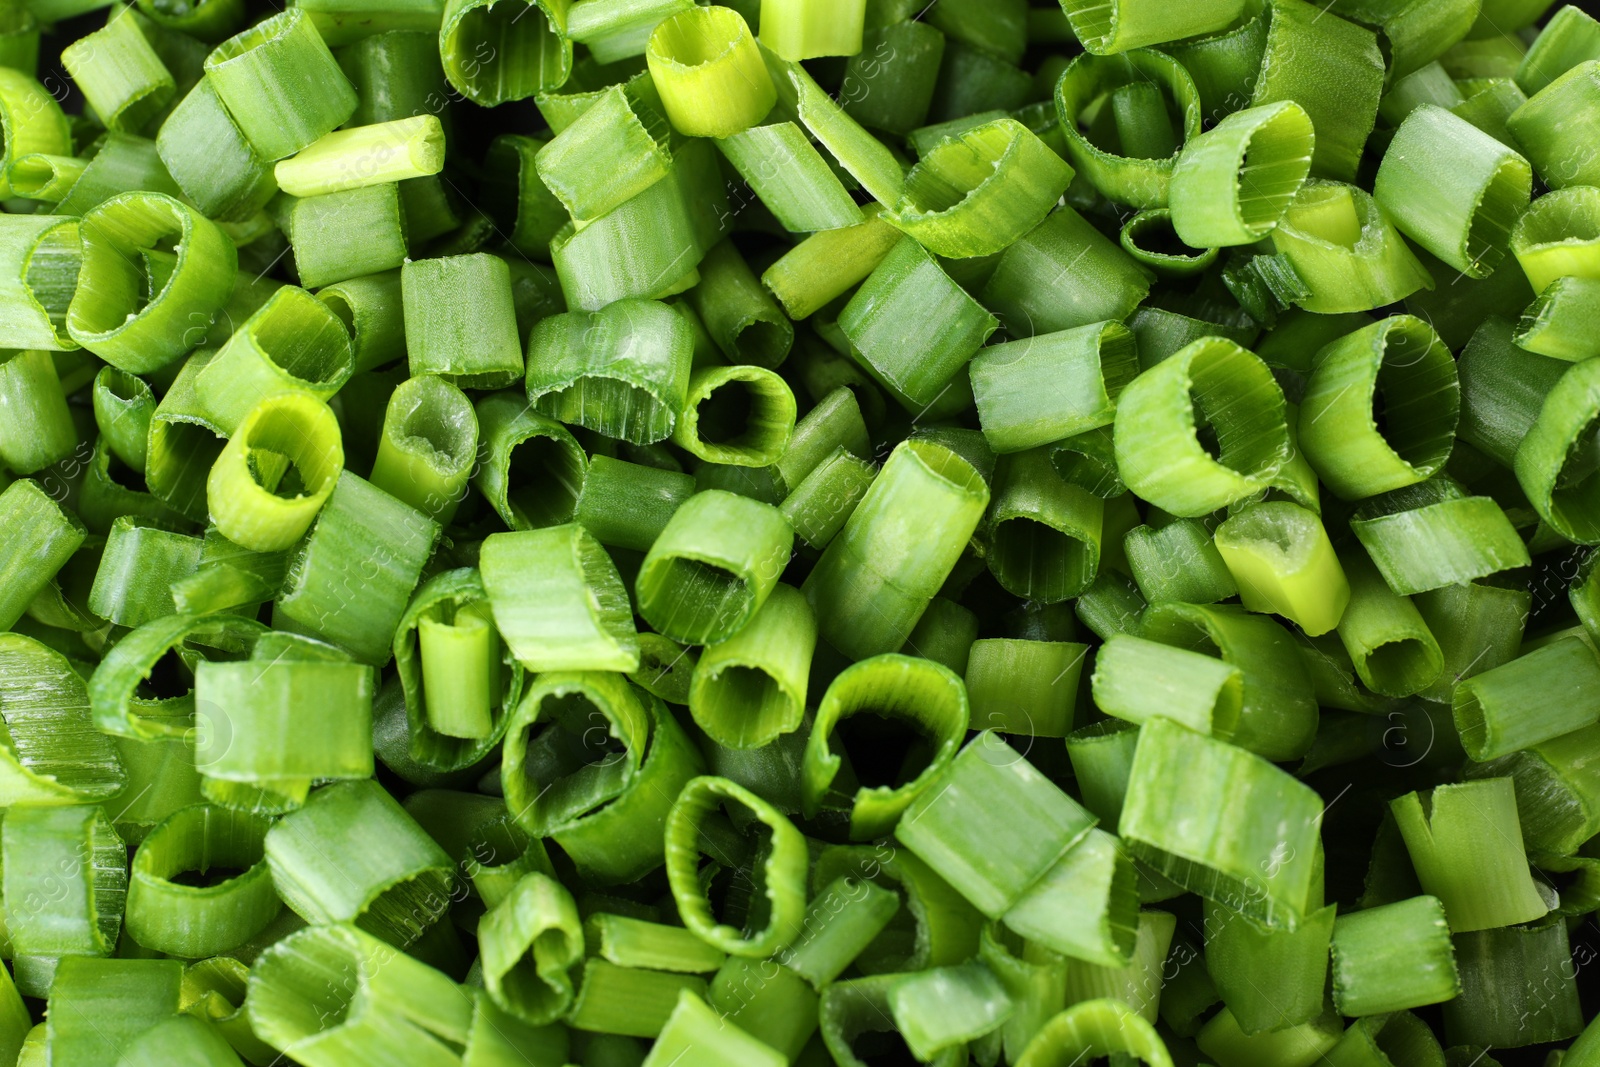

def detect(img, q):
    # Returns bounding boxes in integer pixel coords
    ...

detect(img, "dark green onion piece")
[587,912,725,974]
[264,779,453,948]
[402,252,524,389]
[0,350,75,476]
[820,974,967,1067]
[1350,477,1530,595]
[480,526,639,672]
[1120,717,1322,930]
[686,240,794,369]
[715,121,860,234]
[87,517,200,628]
[1204,896,1333,1035]
[576,454,695,552]
[472,391,587,531]
[1391,777,1548,932]
[273,471,438,666]
[0,477,86,632]
[964,637,1086,738]
[286,183,408,289]
[981,206,1152,337]
[204,9,358,161]
[970,320,1139,455]
[636,488,792,646]
[1120,210,1217,277]
[1335,550,1443,698]
[1330,895,1460,1016]
[664,774,808,957]
[526,297,693,445]
[125,804,279,958]
[838,236,997,415]
[803,652,969,839]
[688,582,814,750]
[154,77,274,222]
[1373,104,1531,278]
[91,366,153,475]
[1124,518,1236,605]
[805,438,990,660]
[1442,920,1585,1048]
[985,448,1104,603]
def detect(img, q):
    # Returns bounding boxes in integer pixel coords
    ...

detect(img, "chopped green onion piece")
[482,526,638,672]
[1092,633,1242,737]
[0,477,86,632]
[1121,716,1321,929]
[984,448,1103,603]
[805,438,990,660]
[1169,101,1314,248]
[526,297,693,445]
[1330,895,1460,1016]
[567,958,709,1039]
[804,651,969,838]
[1506,59,1600,190]
[888,961,1013,1062]
[0,350,75,477]
[779,875,900,988]
[1335,549,1443,698]
[534,81,669,222]
[1002,828,1140,967]
[1015,998,1175,1067]
[964,637,1085,738]
[1391,777,1548,932]
[61,11,174,134]
[204,9,357,161]
[716,122,860,234]
[1516,274,1600,361]
[1509,183,1600,293]
[275,115,443,198]
[3,804,125,996]
[646,5,773,138]
[643,990,785,1067]
[0,214,81,352]
[195,654,372,785]
[125,804,279,958]
[1204,897,1334,1035]
[86,517,199,628]
[664,774,808,957]
[1443,920,1584,1048]
[1513,354,1600,543]
[761,207,903,320]
[265,779,453,947]
[758,0,864,60]
[0,68,72,201]
[1374,104,1531,278]
[671,363,796,466]
[368,373,477,525]
[479,871,583,1025]
[1123,518,1234,605]
[205,392,343,553]
[971,320,1138,455]
[1272,181,1434,313]
[688,582,814,749]
[1054,50,1202,208]
[1453,634,1600,761]
[1113,336,1289,517]
[197,283,354,433]
[587,912,726,973]
[47,958,183,1067]
[472,391,587,530]
[1214,500,1348,637]
[401,252,524,389]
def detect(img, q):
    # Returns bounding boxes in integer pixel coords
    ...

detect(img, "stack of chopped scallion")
[1,0,1600,1063]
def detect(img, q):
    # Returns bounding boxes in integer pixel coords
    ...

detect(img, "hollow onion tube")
[195,656,373,784]
[92,366,153,474]
[1350,478,1529,595]
[264,780,453,947]
[1297,314,1457,499]
[1168,100,1313,249]
[1121,717,1321,929]
[204,9,357,161]
[0,633,125,804]
[89,612,266,740]
[1330,895,1460,1016]
[664,775,808,957]
[1517,275,1600,361]
[1509,184,1600,293]
[478,872,583,1026]
[534,82,670,223]
[838,237,996,414]
[671,364,796,466]
[1213,501,1348,636]
[821,975,966,1067]
[480,526,638,673]
[896,732,1095,920]
[1204,897,1333,1035]
[568,962,707,1043]
[587,913,726,974]
[1391,777,1548,932]
[2,804,125,997]
[244,924,472,1067]
[646,6,773,138]
[86,517,201,628]
[273,471,440,667]
[985,448,1104,603]
[1506,60,1600,190]
[0,480,81,632]
[0,68,71,200]
[812,844,984,976]
[802,652,968,839]
[981,206,1152,337]
[970,320,1138,455]
[1270,182,1433,313]
[1470,723,1600,856]
[60,11,174,134]
[1457,315,1566,465]
[288,183,410,288]
[686,240,793,368]
[1015,999,1174,1067]
[1112,336,1289,517]
[1000,827,1140,967]
[885,118,1074,259]
[274,115,443,199]
[1053,50,1202,209]
[525,298,693,445]
[1514,355,1600,543]
[1119,210,1218,277]
[1334,550,1443,698]
[688,583,814,749]
[761,208,901,321]
[480,134,565,259]
[205,392,343,553]
[125,804,279,958]
[195,285,355,434]
[1453,635,1600,762]
[0,214,80,352]
[472,392,586,531]
[367,374,476,525]
[1374,105,1531,279]
[0,350,74,475]
[66,192,237,374]
[636,489,793,645]
[714,122,860,234]
[804,438,990,660]
[575,455,694,553]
